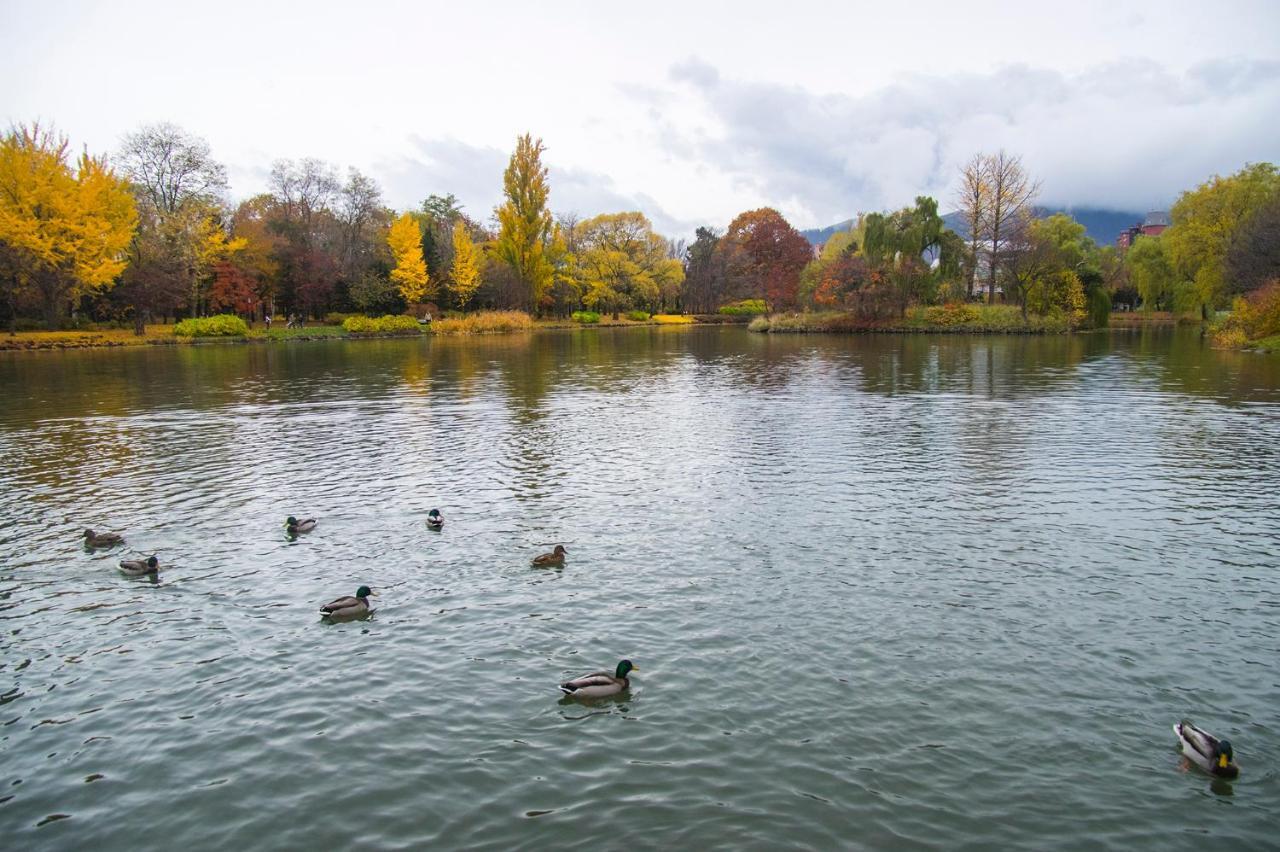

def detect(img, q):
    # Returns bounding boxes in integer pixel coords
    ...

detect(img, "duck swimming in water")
[84,529,124,548]
[532,545,567,567]
[118,555,159,576]
[559,660,636,698]
[320,586,376,619]
[285,516,317,535]
[1173,720,1239,779]
[427,509,444,530]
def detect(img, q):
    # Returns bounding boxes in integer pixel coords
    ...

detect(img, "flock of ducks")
[82,520,1245,766]
[82,511,633,700]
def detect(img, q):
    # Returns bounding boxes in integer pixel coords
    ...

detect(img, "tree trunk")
[133,308,146,336]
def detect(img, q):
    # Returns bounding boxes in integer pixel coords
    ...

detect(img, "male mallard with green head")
[119,555,159,576]
[84,529,124,548]
[320,586,376,618]
[285,516,317,535]
[532,545,567,567]
[427,509,444,530]
[559,660,636,698]
[1174,720,1239,779]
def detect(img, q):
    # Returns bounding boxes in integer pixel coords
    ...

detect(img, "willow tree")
[495,134,553,312]
[0,123,137,331]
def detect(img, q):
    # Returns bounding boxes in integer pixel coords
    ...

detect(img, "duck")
[84,529,124,548]
[426,509,444,530]
[285,516,317,535]
[320,586,376,619]
[559,659,636,698]
[1173,719,1239,779]
[532,545,567,567]
[118,555,159,576]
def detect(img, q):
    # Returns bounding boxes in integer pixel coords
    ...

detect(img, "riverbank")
[748,304,1078,334]
[0,313,703,351]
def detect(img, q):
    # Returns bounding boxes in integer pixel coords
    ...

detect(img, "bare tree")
[117,123,230,325]
[983,150,1040,304]
[119,123,227,215]
[955,153,988,299]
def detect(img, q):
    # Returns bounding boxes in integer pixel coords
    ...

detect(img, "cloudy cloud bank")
[647,56,1280,226]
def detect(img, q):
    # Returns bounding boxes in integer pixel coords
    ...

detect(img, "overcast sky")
[3,0,1277,235]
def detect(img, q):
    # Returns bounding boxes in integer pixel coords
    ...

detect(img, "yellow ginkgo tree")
[388,212,431,305]
[449,220,481,310]
[0,123,137,331]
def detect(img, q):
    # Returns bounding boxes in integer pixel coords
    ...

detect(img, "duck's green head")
[615,659,636,679]
[1216,740,1235,768]
[146,556,158,569]
[285,516,299,528]
[429,509,441,517]
[356,585,375,599]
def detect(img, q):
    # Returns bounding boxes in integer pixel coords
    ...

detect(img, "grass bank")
[748,304,1075,335]
[0,311,707,351]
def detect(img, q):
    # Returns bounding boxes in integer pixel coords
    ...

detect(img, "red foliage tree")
[208,261,258,315]
[723,208,812,310]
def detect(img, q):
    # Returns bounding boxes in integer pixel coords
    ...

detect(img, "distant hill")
[802,207,1147,248]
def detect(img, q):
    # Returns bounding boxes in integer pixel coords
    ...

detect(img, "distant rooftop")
[1143,211,1171,227]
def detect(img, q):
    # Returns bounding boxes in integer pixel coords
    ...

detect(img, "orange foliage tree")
[722,208,811,311]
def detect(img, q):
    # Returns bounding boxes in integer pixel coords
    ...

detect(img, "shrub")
[653,314,695,324]
[429,311,534,335]
[173,314,250,337]
[1211,279,1280,348]
[342,314,421,334]
[324,312,354,326]
[921,303,981,327]
[625,310,650,321]
[718,299,768,316]
[572,311,601,324]
[747,316,771,332]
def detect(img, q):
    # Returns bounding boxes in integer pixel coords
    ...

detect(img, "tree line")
[1,120,1275,334]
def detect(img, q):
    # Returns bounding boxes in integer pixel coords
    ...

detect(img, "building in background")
[1117,211,1171,249]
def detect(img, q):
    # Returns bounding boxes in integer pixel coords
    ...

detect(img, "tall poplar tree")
[495,134,553,312]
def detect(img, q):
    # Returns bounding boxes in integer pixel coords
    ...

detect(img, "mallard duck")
[427,509,444,530]
[118,555,159,576]
[84,529,124,548]
[1174,720,1239,779]
[285,516,317,535]
[559,660,636,698]
[320,586,376,618]
[532,545,567,567]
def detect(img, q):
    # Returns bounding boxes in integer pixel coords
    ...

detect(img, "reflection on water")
[0,326,1277,848]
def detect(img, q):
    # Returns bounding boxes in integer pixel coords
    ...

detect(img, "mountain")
[802,207,1147,248]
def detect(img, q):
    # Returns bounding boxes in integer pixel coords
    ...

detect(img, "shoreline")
[0,310,1222,354]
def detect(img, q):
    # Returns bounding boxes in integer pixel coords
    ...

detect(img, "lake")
[1,327,1277,849]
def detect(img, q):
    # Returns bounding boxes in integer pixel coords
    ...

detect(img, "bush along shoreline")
[748,304,1077,334]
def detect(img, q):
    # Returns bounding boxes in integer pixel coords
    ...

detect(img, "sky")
[2,0,1278,236]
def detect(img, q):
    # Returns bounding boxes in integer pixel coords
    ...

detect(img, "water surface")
[1,327,1278,848]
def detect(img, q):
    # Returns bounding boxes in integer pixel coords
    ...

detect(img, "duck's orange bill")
[1218,754,1229,768]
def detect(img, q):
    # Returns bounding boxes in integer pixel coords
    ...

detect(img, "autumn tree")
[495,134,554,312]
[722,208,811,311]
[1163,162,1279,316]
[449,220,481,309]
[1126,236,1176,310]
[268,158,341,315]
[979,151,1040,304]
[572,211,683,316]
[117,123,238,327]
[1225,192,1280,295]
[682,227,725,313]
[1001,213,1088,321]
[0,123,137,331]
[388,212,431,304]
[955,153,989,298]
